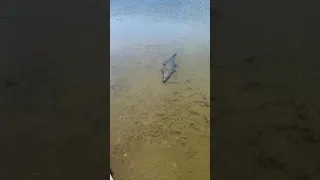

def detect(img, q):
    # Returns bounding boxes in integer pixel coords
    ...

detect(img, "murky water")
[110,0,210,179]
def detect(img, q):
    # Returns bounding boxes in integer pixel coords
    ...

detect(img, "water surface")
[110,0,210,179]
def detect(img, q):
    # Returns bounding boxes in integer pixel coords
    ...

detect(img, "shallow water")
[110,0,210,179]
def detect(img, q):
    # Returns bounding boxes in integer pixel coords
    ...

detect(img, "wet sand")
[0,1,109,179]
[213,1,320,179]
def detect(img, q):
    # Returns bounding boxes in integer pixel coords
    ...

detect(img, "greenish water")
[110,1,210,179]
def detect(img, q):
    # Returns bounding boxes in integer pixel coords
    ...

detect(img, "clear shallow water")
[110,15,210,59]
[110,0,210,179]
[110,0,210,58]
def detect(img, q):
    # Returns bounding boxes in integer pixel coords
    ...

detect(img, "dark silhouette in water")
[161,53,178,83]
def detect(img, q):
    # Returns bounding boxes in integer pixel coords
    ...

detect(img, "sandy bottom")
[110,42,210,179]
